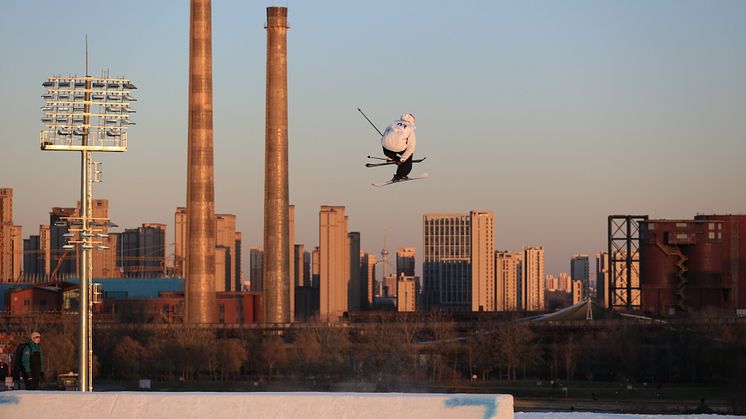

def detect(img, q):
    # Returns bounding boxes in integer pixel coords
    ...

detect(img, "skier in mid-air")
[380,113,417,182]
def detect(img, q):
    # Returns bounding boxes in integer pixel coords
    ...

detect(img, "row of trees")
[5,313,746,388]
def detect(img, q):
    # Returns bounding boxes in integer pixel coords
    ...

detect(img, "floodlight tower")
[40,71,136,391]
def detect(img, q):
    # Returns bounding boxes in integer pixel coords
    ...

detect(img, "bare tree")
[216,338,247,381]
[260,335,288,381]
[112,335,145,379]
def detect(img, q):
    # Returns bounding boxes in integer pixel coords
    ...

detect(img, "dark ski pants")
[382,147,413,180]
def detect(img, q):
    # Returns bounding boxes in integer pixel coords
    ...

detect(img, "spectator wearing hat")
[381,113,417,182]
[22,332,44,390]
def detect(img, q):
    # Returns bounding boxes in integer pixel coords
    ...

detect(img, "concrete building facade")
[319,206,348,321]
[522,246,545,311]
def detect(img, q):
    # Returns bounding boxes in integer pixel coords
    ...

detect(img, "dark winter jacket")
[21,340,43,377]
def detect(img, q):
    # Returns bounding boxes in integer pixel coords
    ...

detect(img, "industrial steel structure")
[639,219,725,315]
[607,215,647,311]
[40,73,135,391]
[263,6,291,323]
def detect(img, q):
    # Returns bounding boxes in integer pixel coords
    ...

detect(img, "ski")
[365,156,427,168]
[372,172,429,187]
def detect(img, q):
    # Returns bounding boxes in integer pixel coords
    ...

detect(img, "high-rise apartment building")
[0,188,12,281]
[1,188,23,282]
[396,247,416,278]
[319,206,349,321]
[558,272,572,293]
[571,254,590,299]
[596,252,610,307]
[522,246,545,311]
[471,211,495,311]
[397,277,417,312]
[216,214,238,291]
[495,250,521,311]
[571,279,583,304]
[422,211,494,312]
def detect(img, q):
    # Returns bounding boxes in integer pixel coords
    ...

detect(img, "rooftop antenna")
[85,34,89,76]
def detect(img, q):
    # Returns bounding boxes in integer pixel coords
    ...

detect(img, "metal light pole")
[40,73,136,391]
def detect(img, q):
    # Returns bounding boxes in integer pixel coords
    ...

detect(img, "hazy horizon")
[2,1,744,278]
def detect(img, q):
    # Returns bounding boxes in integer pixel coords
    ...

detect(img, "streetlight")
[40,73,136,391]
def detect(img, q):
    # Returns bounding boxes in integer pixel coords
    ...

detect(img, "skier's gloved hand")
[395,160,403,166]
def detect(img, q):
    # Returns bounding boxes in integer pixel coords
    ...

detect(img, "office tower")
[249,247,264,292]
[348,232,362,312]
[397,277,416,312]
[319,206,348,321]
[571,254,590,299]
[596,252,610,307]
[361,252,376,308]
[216,214,237,291]
[174,207,187,278]
[422,211,494,311]
[24,235,39,280]
[495,250,522,311]
[186,0,217,324]
[115,224,166,278]
[396,247,416,278]
[522,246,545,311]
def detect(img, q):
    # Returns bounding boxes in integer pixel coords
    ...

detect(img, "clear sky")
[1,1,745,278]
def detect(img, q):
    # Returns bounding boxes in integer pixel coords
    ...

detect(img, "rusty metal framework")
[608,215,647,311]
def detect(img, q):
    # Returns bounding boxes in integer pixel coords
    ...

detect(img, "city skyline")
[2,1,745,277]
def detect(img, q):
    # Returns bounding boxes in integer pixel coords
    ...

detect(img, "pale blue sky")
[1,1,745,277]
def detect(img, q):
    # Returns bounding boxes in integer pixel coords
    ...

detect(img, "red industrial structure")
[695,214,746,314]
[640,215,746,317]
[4,284,262,324]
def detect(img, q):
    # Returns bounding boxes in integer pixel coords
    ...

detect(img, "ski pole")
[357,107,383,137]
[366,155,389,161]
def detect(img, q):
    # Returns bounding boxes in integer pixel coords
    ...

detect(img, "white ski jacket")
[381,118,416,162]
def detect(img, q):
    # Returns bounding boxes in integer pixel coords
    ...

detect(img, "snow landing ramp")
[0,391,514,419]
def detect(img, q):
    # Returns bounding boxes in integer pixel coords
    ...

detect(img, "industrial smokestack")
[263,6,290,323]
[185,0,216,323]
